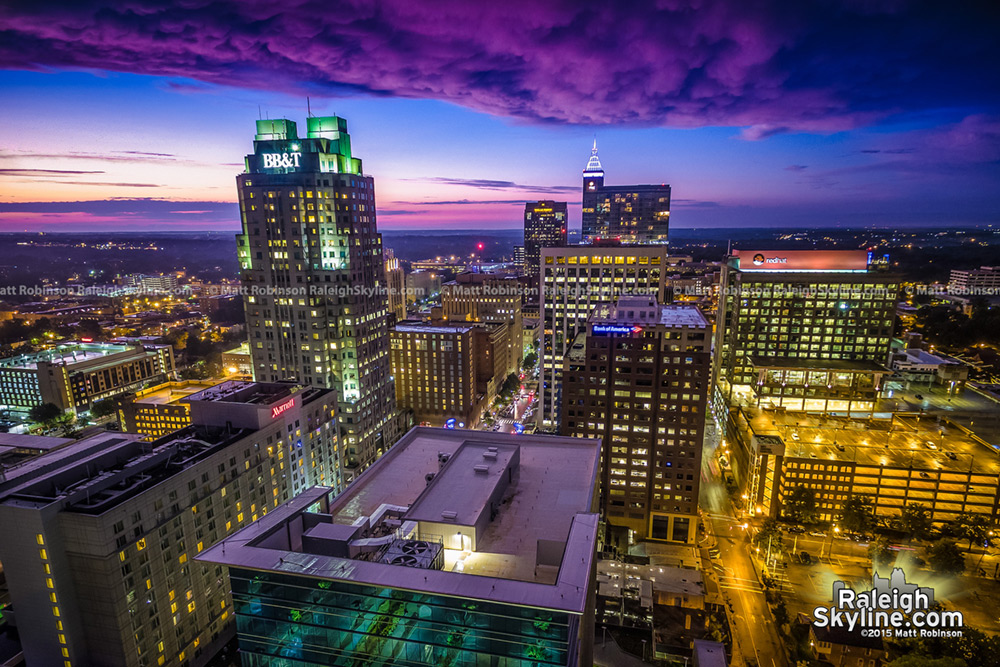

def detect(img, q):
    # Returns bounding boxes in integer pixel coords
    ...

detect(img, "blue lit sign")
[592,325,643,335]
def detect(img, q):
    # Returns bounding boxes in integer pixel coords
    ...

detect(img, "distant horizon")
[0,222,995,236]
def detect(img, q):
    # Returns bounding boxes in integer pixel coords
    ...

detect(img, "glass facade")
[230,569,577,666]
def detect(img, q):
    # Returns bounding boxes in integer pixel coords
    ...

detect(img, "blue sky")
[1,1,998,231]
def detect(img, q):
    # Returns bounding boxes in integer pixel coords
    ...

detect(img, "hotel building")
[713,249,899,416]
[236,116,400,479]
[0,342,175,415]
[390,322,480,428]
[198,427,601,667]
[0,381,340,667]
[563,296,710,543]
[539,245,667,426]
[581,142,670,245]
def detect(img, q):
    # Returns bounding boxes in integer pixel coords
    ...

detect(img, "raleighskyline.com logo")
[812,568,963,639]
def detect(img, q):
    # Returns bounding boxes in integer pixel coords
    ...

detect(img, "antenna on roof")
[258,105,262,121]
[307,96,312,118]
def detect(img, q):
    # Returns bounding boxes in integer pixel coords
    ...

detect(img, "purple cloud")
[0,1,996,132]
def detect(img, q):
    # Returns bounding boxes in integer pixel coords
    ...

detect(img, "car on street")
[787,525,806,534]
[800,551,812,564]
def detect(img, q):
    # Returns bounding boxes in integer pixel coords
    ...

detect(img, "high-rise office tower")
[523,201,568,277]
[563,296,710,544]
[236,116,400,478]
[383,248,406,323]
[0,381,340,667]
[539,245,667,426]
[713,249,899,415]
[581,141,670,245]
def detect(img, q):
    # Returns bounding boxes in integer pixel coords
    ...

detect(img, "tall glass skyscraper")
[236,116,401,480]
[581,141,671,245]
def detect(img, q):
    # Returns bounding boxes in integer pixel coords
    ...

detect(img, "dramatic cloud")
[0,198,235,216]
[403,177,578,193]
[0,1,997,132]
[0,168,105,176]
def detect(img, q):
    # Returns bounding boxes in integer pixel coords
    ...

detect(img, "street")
[701,420,788,667]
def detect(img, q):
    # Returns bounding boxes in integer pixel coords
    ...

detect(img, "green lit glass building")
[236,116,402,481]
[199,427,601,666]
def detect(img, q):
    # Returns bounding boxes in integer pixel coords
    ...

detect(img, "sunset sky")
[0,1,998,232]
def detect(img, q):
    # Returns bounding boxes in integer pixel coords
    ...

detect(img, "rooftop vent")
[441,510,458,521]
[483,451,498,460]
[473,464,490,475]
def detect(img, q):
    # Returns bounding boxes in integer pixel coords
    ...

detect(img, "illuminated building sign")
[592,325,643,335]
[736,250,870,273]
[271,397,296,419]
[262,152,302,169]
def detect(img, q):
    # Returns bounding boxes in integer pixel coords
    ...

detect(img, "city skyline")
[0,2,998,232]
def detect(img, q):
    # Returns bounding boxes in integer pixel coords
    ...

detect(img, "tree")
[926,539,965,576]
[90,398,117,420]
[783,485,818,524]
[897,503,933,541]
[887,656,967,667]
[869,536,894,568]
[75,319,103,341]
[28,402,63,425]
[839,494,876,535]
[521,351,537,370]
[753,517,783,550]
[500,372,520,398]
[950,512,991,552]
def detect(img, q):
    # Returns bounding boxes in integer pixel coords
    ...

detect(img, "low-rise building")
[809,624,886,667]
[891,348,969,390]
[732,406,1000,525]
[0,342,175,415]
[221,341,252,377]
[116,379,223,437]
[198,427,601,667]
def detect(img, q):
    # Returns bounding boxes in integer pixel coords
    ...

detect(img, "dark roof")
[811,624,884,650]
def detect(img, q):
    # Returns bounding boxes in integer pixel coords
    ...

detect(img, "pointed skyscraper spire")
[584,138,604,176]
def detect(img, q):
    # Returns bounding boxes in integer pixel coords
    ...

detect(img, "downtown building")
[440,271,524,377]
[236,116,401,479]
[581,142,671,245]
[563,296,710,544]
[731,405,1000,526]
[539,245,667,426]
[523,201,568,278]
[116,379,222,438]
[0,381,340,667]
[0,342,175,415]
[198,427,601,667]
[713,249,899,417]
[390,321,481,428]
[383,248,406,323]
